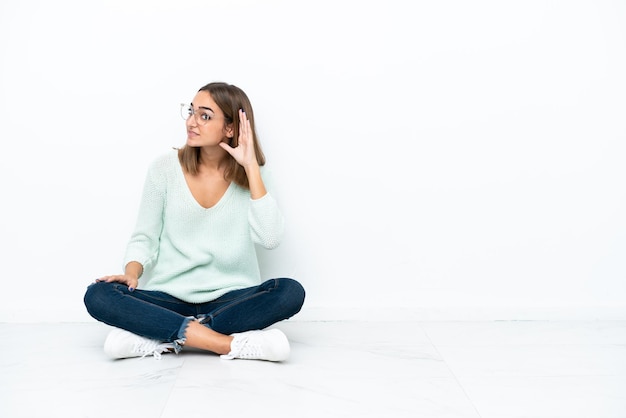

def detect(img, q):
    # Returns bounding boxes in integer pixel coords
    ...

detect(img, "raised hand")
[220,109,258,169]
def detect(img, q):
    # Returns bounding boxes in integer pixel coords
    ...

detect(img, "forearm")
[124,261,144,280]
[245,163,267,200]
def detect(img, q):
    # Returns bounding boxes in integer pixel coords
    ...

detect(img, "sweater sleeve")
[248,192,285,249]
[248,166,285,249]
[123,160,166,272]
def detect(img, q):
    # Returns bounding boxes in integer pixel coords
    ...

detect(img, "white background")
[1,0,625,322]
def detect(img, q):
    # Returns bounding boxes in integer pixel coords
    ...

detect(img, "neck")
[199,145,228,171]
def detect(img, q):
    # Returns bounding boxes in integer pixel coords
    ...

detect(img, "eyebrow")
[191,102,214,113]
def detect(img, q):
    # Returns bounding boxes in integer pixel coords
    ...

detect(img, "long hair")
[178,82,266,189]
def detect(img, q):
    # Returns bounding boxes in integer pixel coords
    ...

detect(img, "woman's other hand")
[96,274,139,292]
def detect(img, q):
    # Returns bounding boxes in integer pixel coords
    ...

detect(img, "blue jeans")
[84,278,305,350]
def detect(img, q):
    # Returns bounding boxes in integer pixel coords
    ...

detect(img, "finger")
[219,141,236,154]
[128,278,139,292]
[242,110,252,140]
[234,110,243,147]
[238,110,247,143]
[245,116,254,148]
[97,275,125,284]
[245,117,252,144]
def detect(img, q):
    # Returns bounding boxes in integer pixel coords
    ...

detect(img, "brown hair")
[178,82,266,189]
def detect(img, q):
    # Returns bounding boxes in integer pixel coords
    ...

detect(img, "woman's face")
[185,90,233,147]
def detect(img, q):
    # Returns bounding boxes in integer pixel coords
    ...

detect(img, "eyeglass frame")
[180,103,226,126]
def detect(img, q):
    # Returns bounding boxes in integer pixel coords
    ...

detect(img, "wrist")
[243,161,260,173]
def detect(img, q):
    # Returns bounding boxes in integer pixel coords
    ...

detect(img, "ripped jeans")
[84,278,305,351]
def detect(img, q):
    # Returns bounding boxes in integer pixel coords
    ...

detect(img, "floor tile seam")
[430,343,626,348]
[450,373,626,379]
[455,374,626,380]
[417,322,626,333]
[420,323,485,418]
[157,357,187,418]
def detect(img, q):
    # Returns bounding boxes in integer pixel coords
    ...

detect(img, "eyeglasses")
[180,103,222,126]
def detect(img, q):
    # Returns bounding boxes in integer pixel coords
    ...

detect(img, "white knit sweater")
[123,150,285,303]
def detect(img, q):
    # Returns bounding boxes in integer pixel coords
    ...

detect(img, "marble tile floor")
[1,320,626,418]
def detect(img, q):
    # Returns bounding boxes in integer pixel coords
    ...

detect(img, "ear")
[224,123,234,139]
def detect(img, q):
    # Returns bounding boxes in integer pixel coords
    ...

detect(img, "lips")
[187,130,199,137]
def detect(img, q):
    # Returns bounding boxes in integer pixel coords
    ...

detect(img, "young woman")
[84,82,305,362]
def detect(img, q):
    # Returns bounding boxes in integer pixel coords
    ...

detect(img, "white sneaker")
[104,328,174,360]
[221,329,290,362]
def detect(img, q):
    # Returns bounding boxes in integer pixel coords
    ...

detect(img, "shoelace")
[132,340,172,360]
[221,335,263,360]
[232,336,263,359]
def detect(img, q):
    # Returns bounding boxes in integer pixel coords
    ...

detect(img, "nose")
[186,113,197,128]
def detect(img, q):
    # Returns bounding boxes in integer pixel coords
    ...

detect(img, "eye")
[200,112,212,121]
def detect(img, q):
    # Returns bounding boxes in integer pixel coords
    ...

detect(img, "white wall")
[1,0,625,322]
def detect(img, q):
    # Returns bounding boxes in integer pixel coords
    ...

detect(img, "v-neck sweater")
[123,150,285,303]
